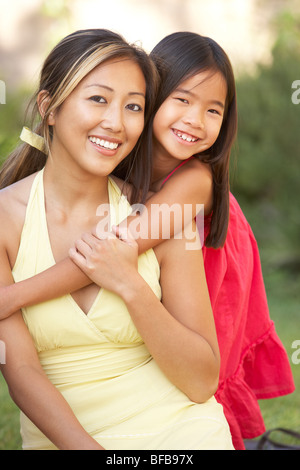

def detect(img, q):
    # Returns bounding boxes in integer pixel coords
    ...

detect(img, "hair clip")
[20,127,47,154]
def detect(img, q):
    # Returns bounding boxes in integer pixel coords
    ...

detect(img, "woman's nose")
[100,103,124,133]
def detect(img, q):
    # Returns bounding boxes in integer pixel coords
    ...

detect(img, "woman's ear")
[37,90,55,125]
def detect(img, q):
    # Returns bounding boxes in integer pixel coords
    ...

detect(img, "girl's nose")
[182,107,205,129]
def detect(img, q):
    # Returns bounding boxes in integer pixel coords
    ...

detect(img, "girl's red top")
[162,163,295,450]
[201,193,294,449]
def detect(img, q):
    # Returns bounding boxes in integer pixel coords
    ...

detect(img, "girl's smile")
[152,69,227,164]
[172,128,201,144]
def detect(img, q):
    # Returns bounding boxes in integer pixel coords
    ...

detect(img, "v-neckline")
[40,171,114,317]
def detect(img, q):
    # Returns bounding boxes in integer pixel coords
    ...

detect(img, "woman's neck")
[43,159,109,216]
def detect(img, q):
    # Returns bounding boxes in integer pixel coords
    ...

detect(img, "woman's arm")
[70,223,219,403]
[0,159,212,320]
[1,316,103,450]
[0,243,103,449]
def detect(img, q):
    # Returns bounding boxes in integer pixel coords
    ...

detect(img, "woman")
[0,29,233,450]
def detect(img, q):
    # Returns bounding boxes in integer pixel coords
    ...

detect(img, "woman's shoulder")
[0,173,37,230]
[0,172,37,207]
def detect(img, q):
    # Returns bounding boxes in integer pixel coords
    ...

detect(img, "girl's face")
[48,57,146,178]
[152,69,227,163]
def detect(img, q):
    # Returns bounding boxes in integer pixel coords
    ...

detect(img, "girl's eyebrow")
[209,99,225,109]
[174,87,195,96]
[85,83,145,98]
[174,87,225,109]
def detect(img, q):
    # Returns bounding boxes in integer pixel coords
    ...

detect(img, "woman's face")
[48,57,146,178]
[152,69,227,164]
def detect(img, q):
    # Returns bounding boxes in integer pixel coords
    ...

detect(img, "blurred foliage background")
[232,11,300,271]
[0,0,299,450]
[1,6,299,273]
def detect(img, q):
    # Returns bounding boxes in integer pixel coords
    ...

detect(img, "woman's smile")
[88,135,122,155]
[48,58,146,177]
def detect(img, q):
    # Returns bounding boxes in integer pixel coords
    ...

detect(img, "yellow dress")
[12,170,233,450]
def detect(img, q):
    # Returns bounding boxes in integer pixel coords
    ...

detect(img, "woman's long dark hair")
[150,32,237,248]
[0,29,159,205]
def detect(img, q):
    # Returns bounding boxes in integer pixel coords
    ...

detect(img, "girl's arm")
[126,157,212,254]
[70,222,219,403]
[0,258,90,319]
[0,158,212,320]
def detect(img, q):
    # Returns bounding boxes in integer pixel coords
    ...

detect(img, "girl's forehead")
[174,70,227,105]
[179,69,226,92]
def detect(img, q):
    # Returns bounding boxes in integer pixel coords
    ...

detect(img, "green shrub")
[231,13,300,267]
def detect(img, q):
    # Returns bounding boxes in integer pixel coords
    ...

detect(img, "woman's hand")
[69,226,139,297]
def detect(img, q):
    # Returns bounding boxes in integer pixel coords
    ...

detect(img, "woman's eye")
[90,96,106,103]
[208,108,221,115]
[175,97,188,104]
[126,103,143,112]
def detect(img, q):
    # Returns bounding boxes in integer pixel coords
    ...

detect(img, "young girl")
[0,29,233,450]
[1,32,294,449]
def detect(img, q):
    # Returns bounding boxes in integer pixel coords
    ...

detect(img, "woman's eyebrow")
[85,84,113,92]
[85,83,145,98]
[128,92,146,98]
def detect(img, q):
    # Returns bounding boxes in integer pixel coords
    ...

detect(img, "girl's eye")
[126,103,143,112]
[90,96,106,103]
[208,108,221,116]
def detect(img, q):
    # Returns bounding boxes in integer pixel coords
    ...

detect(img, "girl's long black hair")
[150,32,237,248]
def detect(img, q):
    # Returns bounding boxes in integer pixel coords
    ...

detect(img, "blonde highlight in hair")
[41,43,141,155]
[0,29,159,200]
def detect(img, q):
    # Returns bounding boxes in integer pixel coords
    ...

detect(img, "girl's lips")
[172,128,200,144]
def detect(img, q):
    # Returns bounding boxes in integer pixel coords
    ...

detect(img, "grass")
[256,267,300,434]
[0,375,22,450]
[0,267,299,450]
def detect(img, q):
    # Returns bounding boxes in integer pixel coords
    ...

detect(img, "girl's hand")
[69,226,139,297]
